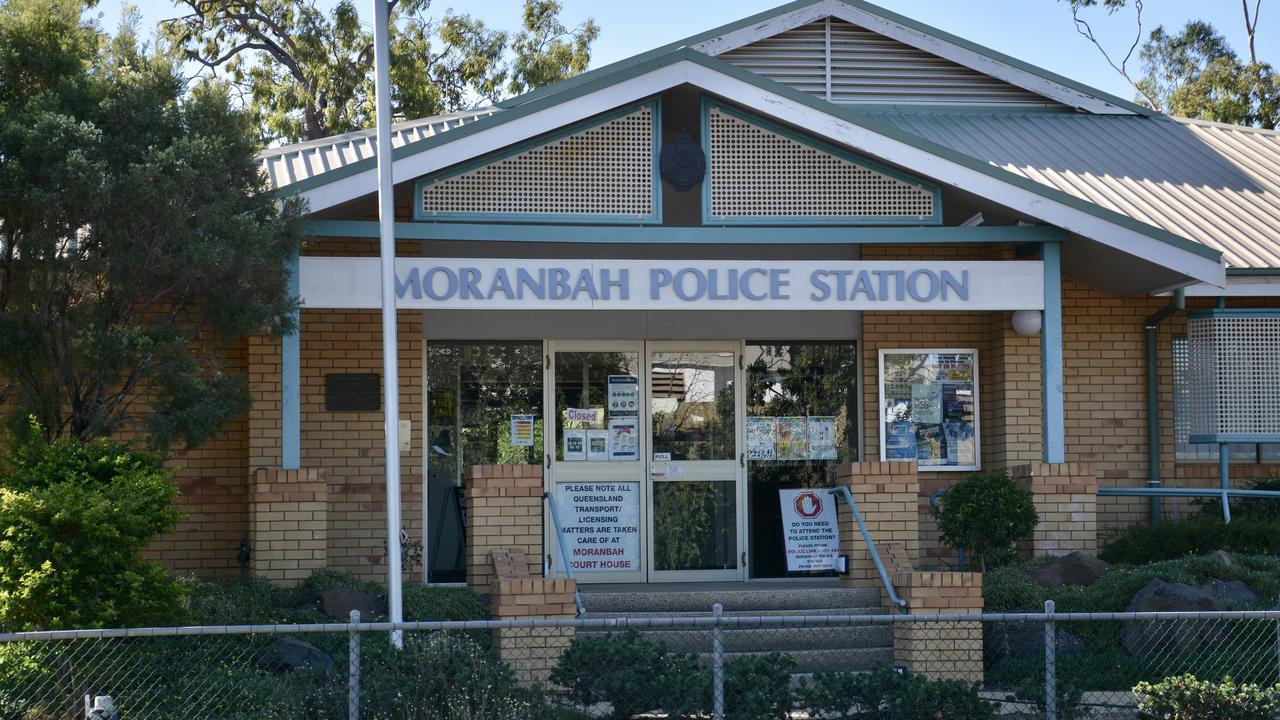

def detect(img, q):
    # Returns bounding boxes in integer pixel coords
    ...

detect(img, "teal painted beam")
[301,220,1069,245]
[282,250,301,470]
[1042,241,1065,464]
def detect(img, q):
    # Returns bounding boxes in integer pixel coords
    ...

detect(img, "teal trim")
[1190,434,1280,444]
[1187,308,1280,319]
[302,219,1068,245]
[282,250,300,470]
[1227,268,1280,277]
[700,99,943,226]
[282,46,1220,268]
[1042,241,1065,464]
[1099,487,1280,499]
[411,100,662,225]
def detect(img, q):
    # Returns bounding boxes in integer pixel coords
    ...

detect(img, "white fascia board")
[691,1,835,56]
[300,63,691,212]
[1162,277,1280,297]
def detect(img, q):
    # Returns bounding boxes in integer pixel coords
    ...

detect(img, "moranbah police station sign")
[300,257,1045,311]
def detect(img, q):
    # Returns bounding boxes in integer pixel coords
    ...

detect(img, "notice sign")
[608,375,639,414]
[555,482,640,572]
[778,489,840,572]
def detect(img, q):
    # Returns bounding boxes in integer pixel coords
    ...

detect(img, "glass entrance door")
[647,343,745,582]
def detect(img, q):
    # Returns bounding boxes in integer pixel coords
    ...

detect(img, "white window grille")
[1184,312,1280,452]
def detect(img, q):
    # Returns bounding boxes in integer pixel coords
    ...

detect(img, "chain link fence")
[4,607,1280,719]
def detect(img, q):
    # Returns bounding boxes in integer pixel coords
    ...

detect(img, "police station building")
[161,0,1280,619]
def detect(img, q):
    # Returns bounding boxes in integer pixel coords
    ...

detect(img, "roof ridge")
[1174,115,1280,136]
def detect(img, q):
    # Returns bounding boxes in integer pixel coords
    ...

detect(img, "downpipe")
[1143,289,1184,526]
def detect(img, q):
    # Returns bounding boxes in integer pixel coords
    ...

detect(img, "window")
[1172,335,1279,463]
[878,349,979,470]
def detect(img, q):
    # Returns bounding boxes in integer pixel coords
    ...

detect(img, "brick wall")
[465,465,544,595]
[490,577,577,685]
[837,462,920,589]
[892,571,984,683]
[1011,463,1098,556]
[249,468,328,583]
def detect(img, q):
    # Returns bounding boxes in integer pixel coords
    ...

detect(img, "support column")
[491,577,577,685]
[464,465,544,595]
[282,251,300,470]
[892,571,984,683]
[249,468,328,584]
[837,462,920,592]
[1011,463,1098,557]
[1042,242,1065,463]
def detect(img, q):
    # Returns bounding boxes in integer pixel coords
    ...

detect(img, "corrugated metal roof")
[719,17,1062,108]
[257,108,498,191]
[872,111,1280,269]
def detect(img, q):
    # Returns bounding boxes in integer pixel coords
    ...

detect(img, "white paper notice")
[554,481,641,572]
[607,375,639,414]
[608,417,638,461]
[563,429,586,461]
[587,429,608,462]
[778,489,841,572]
[510,414,536,447]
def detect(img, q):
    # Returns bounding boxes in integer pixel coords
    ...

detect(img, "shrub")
[1135,674,1280,719]
[550,630,708,720]
[725,653,795,720]
[1100,518,1280,564]
[933,471,1037,571]
[1193,478,1280,522]
[0,428,186,630]
[800,665,996,719]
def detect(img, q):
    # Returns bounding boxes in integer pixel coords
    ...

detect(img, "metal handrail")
[830,486,909,613]
[1098,486,1280,524]
[543,491,586,616]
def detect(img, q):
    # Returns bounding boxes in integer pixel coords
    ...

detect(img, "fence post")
[1044,600,1057,720]
[349,609,361,720]
[712,603,725,720]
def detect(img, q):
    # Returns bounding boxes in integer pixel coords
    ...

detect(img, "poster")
[777,417,808,460]
[554,481,641,572]
[607,375,639,414]
[942,382,972,420]
[916,424,945,466]
[565,407,602,425]
[807,417,838,460]
[911,383,942,424]
[563,429,586,461]
[746,416,778,460]
[778,489,840,572]
[587,429,608,462]
[945,421,976,466]
[885,421,917,460]
[509,414,536,447]
[608,417,638,461]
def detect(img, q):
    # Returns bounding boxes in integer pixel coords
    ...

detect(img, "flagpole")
[371,0,404,649]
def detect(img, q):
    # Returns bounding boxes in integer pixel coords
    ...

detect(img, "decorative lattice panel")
[420,105,655,219]
[707,107,936,220]
[1187,313,1280,441]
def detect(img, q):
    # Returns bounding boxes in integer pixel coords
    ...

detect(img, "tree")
[163,0,599,142]
[0,0,303,449]
[1057,0,1279,128]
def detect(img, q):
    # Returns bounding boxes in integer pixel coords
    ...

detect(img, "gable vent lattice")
[718,17,1061,107]
[708,107,935,219]
[420,105,654,219]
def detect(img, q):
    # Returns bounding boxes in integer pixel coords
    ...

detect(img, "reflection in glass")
[426,342,543,583]
[554,352,640,462]
[745,343,858,578]
[653,481,737,571]
[880,351,977,469]
[649,351,736,461]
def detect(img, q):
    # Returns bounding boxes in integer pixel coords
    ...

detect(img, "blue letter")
[550,268,571,300]
[673,268,707,301]
[741,269,768,300]
[769,269,791,300]
[601,268,628,300]
[459,267,482,299]
[941,270,969,301]
[516,268,546,300]
[573,269,600,300]
[651,268,673,300]
[810,271,831,301]
[488,268,514,300]
[906,269,940,302]
[424,267,458,301]
[850,271,877,301]
[395,267,421,300]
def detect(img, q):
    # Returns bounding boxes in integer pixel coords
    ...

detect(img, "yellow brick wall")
[465,464,545,594]
[892,570,984,683]
[490,577,577,685]
[249,468,328,583]
[1012,463,1098,556]
[838,462,920,589]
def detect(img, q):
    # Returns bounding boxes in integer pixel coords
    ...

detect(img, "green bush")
[1100,518,1280,564]
[1193,478,1280,522]
[725,653,795,720]
[0,429,186,630]
[1135,674,1280,719]
[933,471,1037,571]
[549,630,708,720]
[800,665,996,719]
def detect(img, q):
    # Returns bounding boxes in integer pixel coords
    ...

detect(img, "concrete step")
[579,586,882,614]
[577,624,892,653]
[581,606,888,620]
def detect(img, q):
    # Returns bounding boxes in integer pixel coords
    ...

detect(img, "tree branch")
[1070,0,1160,108]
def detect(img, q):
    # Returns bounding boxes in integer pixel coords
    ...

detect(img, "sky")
[95,0,1280,105]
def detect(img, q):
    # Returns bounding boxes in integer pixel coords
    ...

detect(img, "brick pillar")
[893,571,984,683]
[491,577,577,685]
[464,465,544,595]
[1011,463,1099,557]
[837,462,920,590]
[249,468,328,584]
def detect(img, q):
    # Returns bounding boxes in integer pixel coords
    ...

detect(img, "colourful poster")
[509,414,536,447]
[942,382,973,421]
[911,383,942,424]
[916,423,946,466]
[807,416,838,460]
[885,421,917,460]
[608,417,638,461]
[777,417,808,460]
[746,416,778,460]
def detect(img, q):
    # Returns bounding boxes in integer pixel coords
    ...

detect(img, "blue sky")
[96,0,1279,104]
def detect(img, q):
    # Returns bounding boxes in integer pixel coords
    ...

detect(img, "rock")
[1122,579,1226,656]
[316,587,384,619]
[1204,550,1241,568]
[1030,552,1112,588]
[1200,578,1260,607]
[257,637,334,674]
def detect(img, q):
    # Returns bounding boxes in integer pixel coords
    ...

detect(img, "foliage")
[1192,478,1280,522]
[799,665,996,720]
[549,630,708,720]
[724,653,795,720]
[164,0,599,142]
[1100,518,1280,564]
[1135,674,1280,719]
[0,0,303,449]
[932,472,1037,572]
[0,427,186,630]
